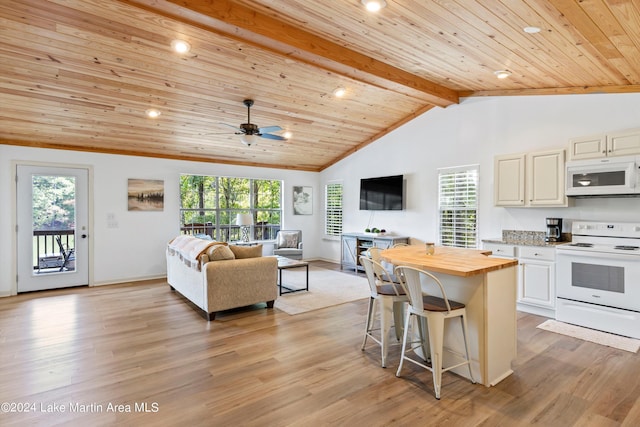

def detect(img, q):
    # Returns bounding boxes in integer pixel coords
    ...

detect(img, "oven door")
[556,249,640,312]
[565,157,637,196]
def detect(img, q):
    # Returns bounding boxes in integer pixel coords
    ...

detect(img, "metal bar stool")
[359,255,408,368]
[394,265,475,399]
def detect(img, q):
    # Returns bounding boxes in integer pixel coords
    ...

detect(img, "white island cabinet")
[381,245,518,387]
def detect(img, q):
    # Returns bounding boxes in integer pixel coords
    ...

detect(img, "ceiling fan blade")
[219,122,244,132]
[260,133,287,141]
[258,125,282,133]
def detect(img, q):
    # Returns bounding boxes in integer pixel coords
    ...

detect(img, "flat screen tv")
[359,174,404,210]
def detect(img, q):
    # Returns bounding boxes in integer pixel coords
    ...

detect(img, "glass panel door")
[17,165,89,292]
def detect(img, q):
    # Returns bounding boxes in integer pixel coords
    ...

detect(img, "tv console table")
[340,232,409,272]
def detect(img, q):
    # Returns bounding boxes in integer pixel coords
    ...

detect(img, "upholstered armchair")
[273,230,303,260]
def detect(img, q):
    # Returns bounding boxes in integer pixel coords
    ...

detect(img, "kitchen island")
[380,245,519,386]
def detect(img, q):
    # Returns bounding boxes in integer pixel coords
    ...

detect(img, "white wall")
[3,93,640,295]
[319,93,640,262]
[0,146,317,295]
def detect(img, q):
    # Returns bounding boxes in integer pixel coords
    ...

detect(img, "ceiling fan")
[221,99,287,146]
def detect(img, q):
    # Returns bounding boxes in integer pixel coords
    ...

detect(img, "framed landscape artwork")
[128,179,164,211]
[293,186,312,215]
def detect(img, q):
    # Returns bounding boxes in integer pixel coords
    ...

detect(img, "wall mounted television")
[359,174,404,210]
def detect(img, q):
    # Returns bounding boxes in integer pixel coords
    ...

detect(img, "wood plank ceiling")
[1,0,640,172]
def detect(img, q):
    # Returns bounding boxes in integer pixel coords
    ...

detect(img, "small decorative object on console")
[364,227,386,236]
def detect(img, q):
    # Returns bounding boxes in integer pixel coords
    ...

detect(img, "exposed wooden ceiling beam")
[121,0,459,107]
[460,84,640,98]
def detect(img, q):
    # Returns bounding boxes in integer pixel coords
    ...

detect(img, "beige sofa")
[166,236,278,320]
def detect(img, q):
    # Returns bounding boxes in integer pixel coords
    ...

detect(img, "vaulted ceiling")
[2,0,640,172]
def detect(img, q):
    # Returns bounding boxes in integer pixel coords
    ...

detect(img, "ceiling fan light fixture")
[240,134,259,146]
[361,0,386,12]
[171,39,191,54]
[494,70,511,79]
[283,131,292,139]
[145,108,161,118]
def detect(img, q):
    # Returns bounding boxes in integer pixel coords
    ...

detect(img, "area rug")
[536,319,640,353]
[274,266,370,315]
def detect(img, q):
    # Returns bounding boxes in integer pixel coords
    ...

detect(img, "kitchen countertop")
[482,238,567,247]
[482,229,571,247]
[380,245,518,277]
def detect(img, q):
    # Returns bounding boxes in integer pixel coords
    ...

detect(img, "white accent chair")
[273,230,303,260]
[359,255,408,368]
[394,265,475,399]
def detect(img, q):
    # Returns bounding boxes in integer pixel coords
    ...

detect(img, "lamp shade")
[236,213,253,226]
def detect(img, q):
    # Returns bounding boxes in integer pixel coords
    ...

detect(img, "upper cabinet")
[527,150,566,206]
[495,149,567,207]
[569,128,640,160]
[494,154,525,206]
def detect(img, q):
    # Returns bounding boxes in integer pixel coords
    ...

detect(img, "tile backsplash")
[501,230,546,245]
[500,230,571,244]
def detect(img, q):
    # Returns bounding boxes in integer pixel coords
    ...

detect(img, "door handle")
[81,234,87,238]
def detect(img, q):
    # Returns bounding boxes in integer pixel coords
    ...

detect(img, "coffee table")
[276,256,309,295]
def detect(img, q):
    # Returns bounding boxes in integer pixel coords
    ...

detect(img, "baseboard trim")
[92,275,166,287]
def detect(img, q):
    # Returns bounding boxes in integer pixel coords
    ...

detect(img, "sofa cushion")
[277,231,299,248]
[206,244,235,261]
[229,244,263,259]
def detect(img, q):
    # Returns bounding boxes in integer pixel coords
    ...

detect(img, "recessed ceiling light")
[171,39,191,54]
[333,86,346,97]
[494,70,511,79]
[361,0,386,12]
[145,109,161,118]
[523,26,541,34]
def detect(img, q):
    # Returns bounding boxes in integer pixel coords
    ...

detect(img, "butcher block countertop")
[380,245,518,277]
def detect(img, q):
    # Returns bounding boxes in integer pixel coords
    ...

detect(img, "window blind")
[325,182,343,236]
[438,165,479,248]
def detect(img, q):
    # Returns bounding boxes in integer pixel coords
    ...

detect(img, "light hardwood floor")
[1,261,639,426]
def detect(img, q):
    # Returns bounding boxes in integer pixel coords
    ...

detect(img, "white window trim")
[437,164,479,249]
[324,180,343,240]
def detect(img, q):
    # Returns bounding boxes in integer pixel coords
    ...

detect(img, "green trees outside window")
[180,175,282,242]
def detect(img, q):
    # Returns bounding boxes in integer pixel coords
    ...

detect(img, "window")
[438,165,478,248]
[325,182,343,237]
[179,175,282,242]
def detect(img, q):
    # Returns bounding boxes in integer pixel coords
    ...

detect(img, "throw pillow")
[206,244,235,261]
[277,231,299,248]
[229,244,263,259]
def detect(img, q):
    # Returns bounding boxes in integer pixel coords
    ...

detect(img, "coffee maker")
[545,218,563,242]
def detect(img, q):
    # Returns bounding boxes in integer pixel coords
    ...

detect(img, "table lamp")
[236,213,253,242]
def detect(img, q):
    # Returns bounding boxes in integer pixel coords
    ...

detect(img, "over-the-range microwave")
[566,155,640,197]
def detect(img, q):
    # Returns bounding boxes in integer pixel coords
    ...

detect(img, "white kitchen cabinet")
[483,242,517,259]
[494,154,525,206]
[494,149,567,207]
[517,246,556,318]
[568,134,606,160]
[483,242,556,318]
[569,128,640,160]
[526,149,566,206]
